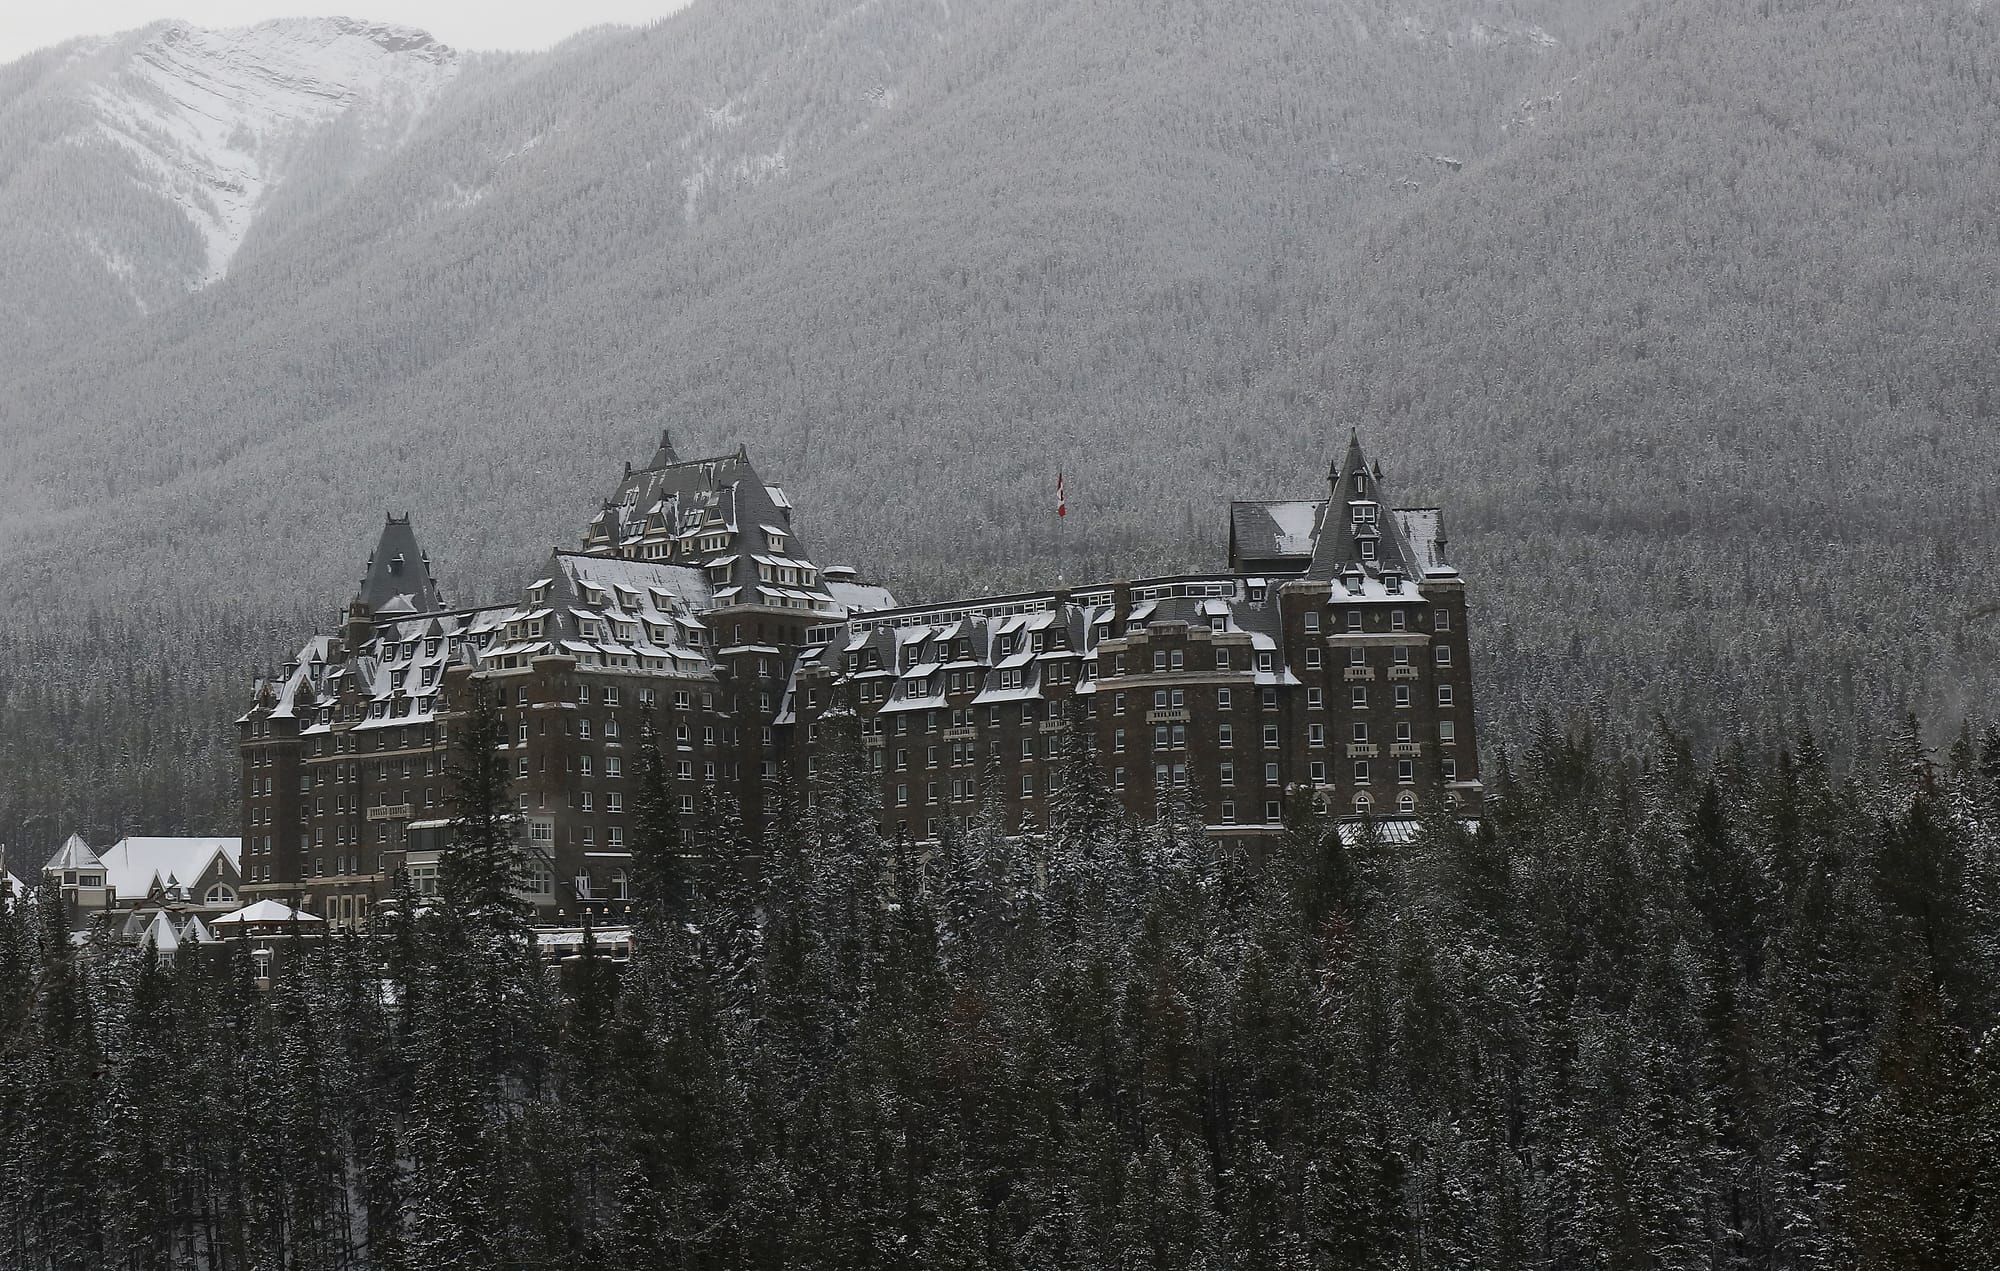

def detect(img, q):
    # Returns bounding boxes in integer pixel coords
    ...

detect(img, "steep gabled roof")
[359,514,445,615]
[141,911,180,955]
[95,837,241,902]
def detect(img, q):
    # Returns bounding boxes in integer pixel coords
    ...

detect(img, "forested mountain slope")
[1,0,1995,849]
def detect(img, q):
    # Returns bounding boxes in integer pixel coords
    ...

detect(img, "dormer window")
[1360,541,1377,560]
[390,554,405,576]
[1383,571,1401,591]
[1353,472,1366,493]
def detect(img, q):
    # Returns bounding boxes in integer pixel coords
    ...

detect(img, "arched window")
[1398,793,1417,814]
[206,884,235,906]
[1353,793,1373,815]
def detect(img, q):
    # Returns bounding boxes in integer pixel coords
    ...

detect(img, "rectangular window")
[1440,720,1457,744]
[1217,688,1232,709]
[1310,761,1327,784]
[1263,725,1279,748]
[1351,687,1367,708]
[1113,767,1126,790]
[1390,611,1406,631]
[1257,651,1274,673]
[1395,685,1412,707]
[1350,646,1366,665]
[1438,685,1455,707]
[1435,610,1451,631]
[1354,761,1370,783]
[1303,611,1320,632]
[1021,774,1035,795]
[1307,688,1323,709]
[1436,645,1453,665]
[1309,723,1324,746]
[1265,800,1281,823]
[1398,760,1415,784]
[1215,650,1231,671]
[1221,800,1236,823]
[1353,722,1369,742]
[1442,758,1458,780]
[1264,762,1279,784]
[1114,729,1126,753]
[1304,647,1321,668]
[1220,762,1235,787]
[1218,724,1233,747]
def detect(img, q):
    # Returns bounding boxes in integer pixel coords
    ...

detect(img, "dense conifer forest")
[4,696,1999,1269]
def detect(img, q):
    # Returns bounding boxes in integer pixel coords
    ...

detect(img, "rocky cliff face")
[79,17,459,282]
[0,17,457,375]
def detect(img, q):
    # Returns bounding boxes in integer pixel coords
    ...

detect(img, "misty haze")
[0,2,1996,1268]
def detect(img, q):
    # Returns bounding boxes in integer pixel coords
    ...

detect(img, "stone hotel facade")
[238,430,1481,925]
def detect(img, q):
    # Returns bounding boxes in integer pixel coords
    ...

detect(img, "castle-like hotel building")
[238,431,1482,925]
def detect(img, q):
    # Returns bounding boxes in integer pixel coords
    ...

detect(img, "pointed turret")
[358,513,445,615]
[1305,431,1423,583]
[646,429,679,470]
[45,833,101,875]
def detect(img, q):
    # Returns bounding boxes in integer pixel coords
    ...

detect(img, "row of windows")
[1101,755,1461,790]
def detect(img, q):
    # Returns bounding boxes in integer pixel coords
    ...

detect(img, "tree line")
[3,691,2000,1269]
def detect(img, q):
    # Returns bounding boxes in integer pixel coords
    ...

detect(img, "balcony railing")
[1390,742,1423,757]
[1346,744,1379,758]
[366,804,413,821]
[942,726,977,741]
[1146,708,1191,723]
[1342,667,1376,682]
[1388,666,1421,680]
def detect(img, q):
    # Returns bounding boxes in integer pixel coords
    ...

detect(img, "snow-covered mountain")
[77,17,458,281]
[0,16,458,375]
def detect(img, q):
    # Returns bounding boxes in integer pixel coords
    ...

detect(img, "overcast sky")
[0,1,693,64]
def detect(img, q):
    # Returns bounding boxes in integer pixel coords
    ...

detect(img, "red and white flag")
[1056,470,1067,519]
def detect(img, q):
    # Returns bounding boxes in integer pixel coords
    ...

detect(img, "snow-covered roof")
[141,911,180,954]
[214,899,324,925]
[44,833,101,873]
[45,835,238,902]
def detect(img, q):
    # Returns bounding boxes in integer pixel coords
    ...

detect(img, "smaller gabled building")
[42,833,243,929]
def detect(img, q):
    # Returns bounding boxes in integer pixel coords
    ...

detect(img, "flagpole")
[1056,468,1067,586]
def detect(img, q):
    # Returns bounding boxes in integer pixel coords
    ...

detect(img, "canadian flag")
[1057,470,1067,519]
